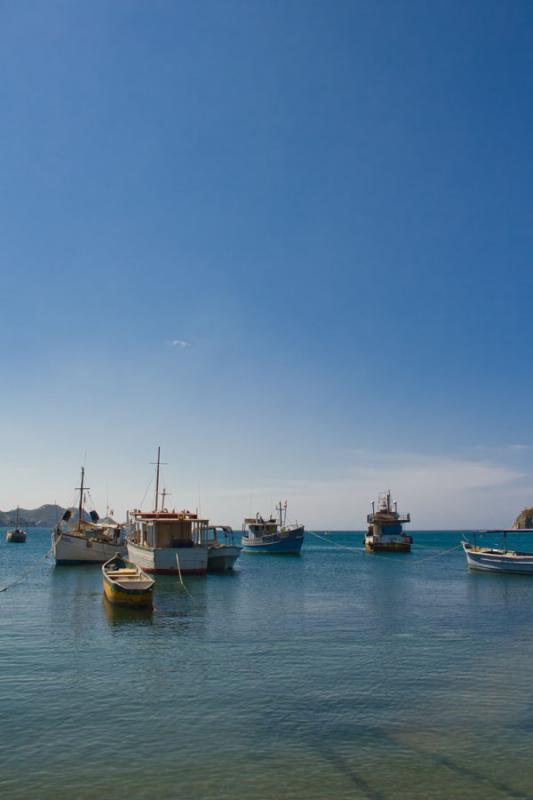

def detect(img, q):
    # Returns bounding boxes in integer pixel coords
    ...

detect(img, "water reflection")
[102,596,154,627]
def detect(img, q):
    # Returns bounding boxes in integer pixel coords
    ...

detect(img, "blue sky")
[1,0,533,527]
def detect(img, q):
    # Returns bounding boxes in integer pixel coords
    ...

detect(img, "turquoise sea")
[2,530,533,800]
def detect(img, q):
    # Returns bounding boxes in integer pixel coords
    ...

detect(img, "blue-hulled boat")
[241,502,304,555]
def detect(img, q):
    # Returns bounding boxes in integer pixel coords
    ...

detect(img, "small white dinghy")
[463,530,533,575]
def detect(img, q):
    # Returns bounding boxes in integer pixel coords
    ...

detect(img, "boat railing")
[366,513,410,523]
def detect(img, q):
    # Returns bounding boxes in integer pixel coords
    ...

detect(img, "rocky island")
[512,508,533,529]
[0,504,66,528]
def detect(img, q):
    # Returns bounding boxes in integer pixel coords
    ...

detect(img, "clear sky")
[1,0,533,528]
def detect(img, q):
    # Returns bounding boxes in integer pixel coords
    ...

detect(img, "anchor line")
[306,530,365,553]
[175,551,192,598]
[408,542,463,565]
[0,546,54,593]
[306,531,463,564]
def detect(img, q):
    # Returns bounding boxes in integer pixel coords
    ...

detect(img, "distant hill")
[0,504,67,528]
[512,507,533,529]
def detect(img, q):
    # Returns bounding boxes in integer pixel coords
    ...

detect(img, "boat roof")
[473,529,533,534]
[131,510,208,522]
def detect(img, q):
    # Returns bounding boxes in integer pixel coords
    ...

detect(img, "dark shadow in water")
[411,746,526,799]
[315,743,386,800]
[312,726,526,800]
[383,731,527,800]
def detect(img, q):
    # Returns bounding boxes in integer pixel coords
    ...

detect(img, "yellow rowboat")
[102,553,154,608]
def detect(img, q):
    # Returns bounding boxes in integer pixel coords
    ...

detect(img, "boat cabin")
[364,491,412,552]
[367,491,410,533]
[244,516,278,539]
[129,511,208,549]
[205,525,234,544]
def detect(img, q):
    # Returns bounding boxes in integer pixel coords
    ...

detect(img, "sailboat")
[126,448,209,574]
[51,468,126,565]
[6,507,27,543]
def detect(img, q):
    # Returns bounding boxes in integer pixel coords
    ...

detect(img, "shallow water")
[2,530,533,799]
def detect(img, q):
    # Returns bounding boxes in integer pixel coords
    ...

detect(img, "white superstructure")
[126,448,209,575]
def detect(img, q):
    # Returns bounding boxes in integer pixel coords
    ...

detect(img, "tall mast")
[76,467,88,532]
[154,447,161,512]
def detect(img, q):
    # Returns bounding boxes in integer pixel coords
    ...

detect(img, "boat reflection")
[102,596,153,627]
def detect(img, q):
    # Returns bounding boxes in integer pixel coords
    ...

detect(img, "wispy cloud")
[170,339,190,348]
[201,449,528,528]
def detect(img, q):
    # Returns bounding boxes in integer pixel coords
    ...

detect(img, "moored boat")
[365,491,412,552]
[52,468,126,565]
[242,501,304,554]
[6,507,26,543]
[126,448,209,575]
[206,526,241,571]
[102,553,154,607]
[463,530,533,574]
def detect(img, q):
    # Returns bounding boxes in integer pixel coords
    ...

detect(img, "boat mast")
[154,447,161,512]
[76,467,88,532]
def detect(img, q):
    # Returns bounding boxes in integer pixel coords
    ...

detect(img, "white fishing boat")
[52,468,126,565]
[6,507,27,543]
[205,526,241,571]
[126,448,209,575]
[463,530,533,574]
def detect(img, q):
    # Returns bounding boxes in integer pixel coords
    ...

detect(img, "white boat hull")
[53,531,126,565]
[207,544,241,571]
[463,543,533,574]
[127,540,208,574]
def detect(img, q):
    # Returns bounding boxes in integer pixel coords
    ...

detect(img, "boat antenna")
[75,467,89,531]
[160,488,171,509]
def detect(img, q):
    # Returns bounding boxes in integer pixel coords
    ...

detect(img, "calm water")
[2,530,533,800]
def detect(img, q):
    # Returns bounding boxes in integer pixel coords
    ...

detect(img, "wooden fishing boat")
[52,467,126,564]
[463,530,533,574]
[102,553,154,608]
[126,448,209,575]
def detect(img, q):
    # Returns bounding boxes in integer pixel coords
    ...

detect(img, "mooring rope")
[306,531,463,564]
[408,542,463,565]
[0,546,54,593]
[175,551,192,598]
[307,530,365,553]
